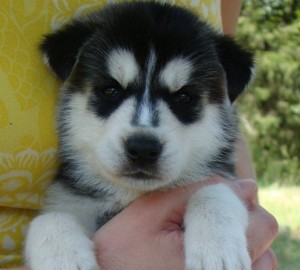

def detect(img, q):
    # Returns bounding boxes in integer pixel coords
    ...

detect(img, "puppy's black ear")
[40,21,96,80]
[216,36,254,102]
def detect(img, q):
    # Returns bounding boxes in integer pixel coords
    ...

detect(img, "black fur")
[55,162,107,199]
[40,21,97,80]
[216,36,254,102]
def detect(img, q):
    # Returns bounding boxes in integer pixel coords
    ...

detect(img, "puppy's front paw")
[40,245,100,270]
[25,212,100,270]
[185,235,251,270]
[184,184,251,270]
[41,247,100,270]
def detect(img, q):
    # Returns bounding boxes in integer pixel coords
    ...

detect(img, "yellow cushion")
[0,0,221,267]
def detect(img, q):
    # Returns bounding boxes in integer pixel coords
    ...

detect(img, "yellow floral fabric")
[0,0,221,267]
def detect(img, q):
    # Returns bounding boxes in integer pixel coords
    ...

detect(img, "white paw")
[185,235,251,270]
[184,184,251,270]
[39,248,100,270]
[25,212,100,270]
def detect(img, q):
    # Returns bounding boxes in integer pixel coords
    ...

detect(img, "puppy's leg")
[184,183,251,270]
[25,212,100,270]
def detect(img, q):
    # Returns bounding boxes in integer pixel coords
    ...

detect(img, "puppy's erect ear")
[216,36,254,102]
[40,21,96,80]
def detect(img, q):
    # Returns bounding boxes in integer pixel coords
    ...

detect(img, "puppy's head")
[41,2,254,190]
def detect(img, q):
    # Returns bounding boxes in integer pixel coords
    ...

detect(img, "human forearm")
[221,0,243,35]
[236,136,256,180]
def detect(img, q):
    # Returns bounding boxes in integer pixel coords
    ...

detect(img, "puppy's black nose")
[125,135,162,164]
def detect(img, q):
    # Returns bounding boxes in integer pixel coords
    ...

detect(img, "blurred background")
[236,1,300,269]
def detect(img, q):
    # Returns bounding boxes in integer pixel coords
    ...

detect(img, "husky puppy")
[25,1,254,269]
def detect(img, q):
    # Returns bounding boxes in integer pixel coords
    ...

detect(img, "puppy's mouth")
[122,170,160,180]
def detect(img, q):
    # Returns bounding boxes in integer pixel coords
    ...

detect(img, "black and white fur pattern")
[25,2,254,269]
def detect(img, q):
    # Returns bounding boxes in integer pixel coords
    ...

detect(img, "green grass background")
[259,187,300,269]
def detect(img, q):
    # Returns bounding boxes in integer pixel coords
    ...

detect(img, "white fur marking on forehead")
[160,57,193,92]
[108,48,139,88]
[145,49,156,92]
[137,50,156,126]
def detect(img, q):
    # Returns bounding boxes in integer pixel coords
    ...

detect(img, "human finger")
[252,249,277,270]
[229,178,258,203]
[247,205,279,262]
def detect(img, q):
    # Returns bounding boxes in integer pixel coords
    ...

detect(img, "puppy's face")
[42,2,253,190]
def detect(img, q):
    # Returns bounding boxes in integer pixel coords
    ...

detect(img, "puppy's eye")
[102,86,123,99]
[173,92,193,105]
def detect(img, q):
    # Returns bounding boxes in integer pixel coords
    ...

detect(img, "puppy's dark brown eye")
[174,92,193,105]
[102,86,123,100]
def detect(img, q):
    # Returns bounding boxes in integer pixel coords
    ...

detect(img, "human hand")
[233,179,278,269]
[93,177,278,270]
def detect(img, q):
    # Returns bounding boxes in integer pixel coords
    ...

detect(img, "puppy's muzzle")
[125,134,162,166]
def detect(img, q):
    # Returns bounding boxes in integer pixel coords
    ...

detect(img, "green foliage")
[273,229,300,270]
[236,0,300,185]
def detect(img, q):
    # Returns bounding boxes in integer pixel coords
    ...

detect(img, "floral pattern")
[0,0,221,267]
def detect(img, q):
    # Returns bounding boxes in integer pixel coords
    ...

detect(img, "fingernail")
[237,179,258,193]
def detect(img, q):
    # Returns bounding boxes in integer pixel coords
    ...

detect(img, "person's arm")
[221,0,243,35]
[236,136,256,179]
